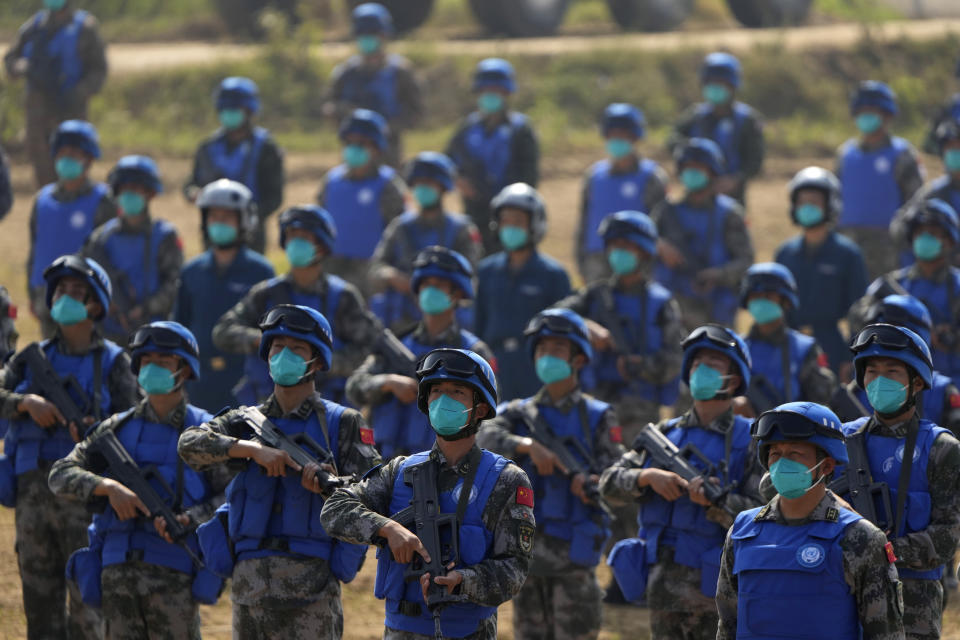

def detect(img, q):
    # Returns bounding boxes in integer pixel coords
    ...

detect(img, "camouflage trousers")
[384,616,497,640]
[101,561,200,640]
[14,467,102,640]
[838,226,901,282]
[647,547,717,640]
[25,90,87,188]
[513,570,603,640]
[606,404,661,552]
[649,610,719,640]
[902,577,943,640]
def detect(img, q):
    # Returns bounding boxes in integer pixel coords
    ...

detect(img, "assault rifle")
[593,287,650,380]
[828,431,893,531]
[89,430,202,566]
[389,459,459,640]
[17,342,88,428]
[233,406,354,499]
[745,374,785,416]
[374,328,418,379]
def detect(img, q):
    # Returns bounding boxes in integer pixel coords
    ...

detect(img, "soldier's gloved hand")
[525,440,565,477]
[154,513,191,543]
[571,473,600,505]
[378,520,431,565]
[638,468,688,501]
[102,479,150,521]
[382,375,418,404]
[421,561,462,601]
[18,394,65,428]
[250,443,302,477]
[688,476,720,507]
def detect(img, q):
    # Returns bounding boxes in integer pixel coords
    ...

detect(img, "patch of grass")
[814,0,903,22]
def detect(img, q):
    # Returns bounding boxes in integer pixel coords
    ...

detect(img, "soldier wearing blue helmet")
[836,81,924,279]
[602,324,763,639]
[837,323,960,639]
[576,103,669,283]
[322,347,534,640]
[478,308,623,639]
[325,3,423,167]
[184,76,285,253]
[26,120,115,338]
[736,262,836,418]
[654,138,754,328]
[668,52,765,205]
[50,320,230,638]
[715,402,905,640]
[318,108,407,294]
[348,246,494,459]
[0,254,138,639]
[908,119,960,254]
[446,58,540,254]
[84,155,184,346]
[369,152,482,333]
[3,3,107,187]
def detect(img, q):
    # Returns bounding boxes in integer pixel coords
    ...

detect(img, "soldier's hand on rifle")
[571,473,600,505]
[688,476,720,507]
[421,561,462,600]
[250,443,302,477]
[99,479,150,521]
[585,319,612,351]
[731,396,756,419]
[521,439,565,477]
[18,393,65,428]
[378,520,431,565]
[381,375,419,404]
[301,461,337,494]
[657,239,685,269]
[154,513,191,543]
[638,468,688,501]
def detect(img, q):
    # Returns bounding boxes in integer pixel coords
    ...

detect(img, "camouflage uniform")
[177,392,382,640]
[0,331,139,640]
[599,409,765,639]
[477,388,625,640]
[716,491,905,640]
[0,144,12,222]
[319,443,534,640]
[48,398,233,640]
[3,9,108,187]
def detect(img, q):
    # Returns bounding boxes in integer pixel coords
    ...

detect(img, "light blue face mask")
[769,457,823,499]
[689,363,727,401]
[855,112,883,135]
[118,191,146,217]
[44,0,66,11]
[219,108,246,131]
[55,156,84,181]
[269,347,310,387]
[428,395,471,436]
[50,294,87,326]
[795,203,825,227]
[607,248,639,275]
[413,184,440,208]
[913,233,943,261]
[138,363,179,395]
[418,286,453,315]
[681,168,710,192]
[747,298,784,325]
[477,92,505,115]
[343,144,371,169]
[945,149,960,173]
[357,35,381,55]
[207,222,239,246]
[535,354,572,385]
[605,138,633,160]
[866,375,907,415]
[702,83,732,106]
[499,225,529,251]
[285,237,316,268]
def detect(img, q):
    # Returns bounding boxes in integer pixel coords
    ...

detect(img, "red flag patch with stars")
[516,486,534,508]
[884,541,897,564]
[609,425,623,443]
[359,428,375,445]
[950,393,960,409]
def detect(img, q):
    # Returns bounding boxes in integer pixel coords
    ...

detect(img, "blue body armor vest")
[202,128,268,204]
[22,10,87,94]
[730,505,862,639]
[29,182,109,288]
[839,137,910,228]
[374,450,508,638]
[744,329,816,403]
[886,268,960,381]
[689,102,751,175]
[582,159,657,253]
[324,164,394,260]
[339,56,401,119]
[462,112,528,192]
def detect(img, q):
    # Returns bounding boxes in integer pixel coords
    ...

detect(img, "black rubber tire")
[344,0,436,34]
[606,0,694,31]
[468,0,508,35]
[725,0,813,28]
[496,0,571,37]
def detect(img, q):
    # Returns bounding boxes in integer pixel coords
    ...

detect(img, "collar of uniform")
[119,213,153,233]
[757,491,845,524]
[858,133,893,152]
[51,329,105,356]
[282,273,328,295]
[429,443,483,476]
[681,407,735,435]
[412,322,462,346]
[905,263,950,284]
[138,396,189,428]
[611,275,649,295]
[261,392,322,420]
[411,212,448,230]
[747,323,788,343]
[608,156,640,175]
[533,386,583,413]
[866,412,918,439]
[53,178,95,201]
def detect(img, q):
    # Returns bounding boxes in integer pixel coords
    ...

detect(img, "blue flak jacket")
[324,164,395,259]
[744,329,817,403]
[689,102,753,175]
[581,158,657,254]
[838,136,911,228]
[22,10,88,94]
[201,128,269,203]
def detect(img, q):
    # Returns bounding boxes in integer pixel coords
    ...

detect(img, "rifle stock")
[828,431,893,531]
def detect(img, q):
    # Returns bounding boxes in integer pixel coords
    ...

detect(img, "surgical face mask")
[944,149,960,173]
[681,168,710,192]
[608,248,639,275]
[343,144,371,169]
[269,347,310,387]
[413,184,441,208]
[499,225,529,251]
[55,156,84,181]
[605,138,633,160]
[357,35,381,55]
[207,222,239,246]
[702,83,732,106]
[428,395,471,436]
[218,108,246,131]
[855,112,883,135]
[866,375,908,414]
[285,237,316,268]
[418,286,453,315]
[689,363,728,401]
[138,363,179,395]
[477,92,505,115]
[913,232,943,261]
[769,457,825,499]
[117,191,146,217]
[43,0,66,11]
[747,298,783,325]
[535,354,573,385]
[795,203,825,227]
[50,294,87,326]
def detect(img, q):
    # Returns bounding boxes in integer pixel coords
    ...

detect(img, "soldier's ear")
[474,403,492,421]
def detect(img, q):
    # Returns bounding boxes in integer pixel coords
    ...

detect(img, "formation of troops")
[3,1,960,639]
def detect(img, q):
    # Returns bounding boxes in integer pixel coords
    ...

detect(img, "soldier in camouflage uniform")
[179,305,381,640]
[49,321,231,640]
[716,402,904,640]
[321,348,534,640]
[0,255,139,640]
[600,325,764,639]
[477,309,624,640]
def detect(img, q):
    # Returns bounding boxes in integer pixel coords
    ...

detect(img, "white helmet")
[197,179,258,236]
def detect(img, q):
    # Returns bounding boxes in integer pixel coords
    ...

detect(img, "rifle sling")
[779,337,794,404]
[893,423,919,538]
[91,344,103,421]
[454,447,483,525]
[308,395,337,474]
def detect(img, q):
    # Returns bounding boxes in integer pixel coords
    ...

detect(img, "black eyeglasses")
[129,326,189,351]
[682,325,748,361]
[751,411,844,441]
[259,305,332,346]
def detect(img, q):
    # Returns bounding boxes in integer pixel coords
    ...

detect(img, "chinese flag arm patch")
[359,427,375,445]
[609,425,623,444]
[884,541,897,564]
[949,393,960,409]
[516,486,534,508]
[817,352,829,368]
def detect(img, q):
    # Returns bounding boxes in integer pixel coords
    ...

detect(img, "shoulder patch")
[517,521,535,554]
[825,507,839,522]
[884,541,897,564]
[754,504,771,521]
[609,425,623,444]
[817,352,829,369]
[950,393,960,409]
[515,486,534,508]
[359,427,375,445]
